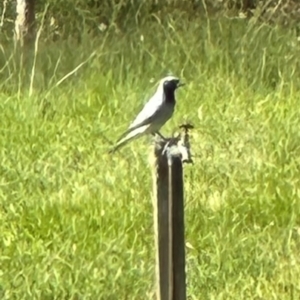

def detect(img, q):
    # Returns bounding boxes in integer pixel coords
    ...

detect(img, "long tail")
[108,125,150,154]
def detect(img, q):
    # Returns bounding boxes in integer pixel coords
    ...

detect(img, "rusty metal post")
[151,124,193,300]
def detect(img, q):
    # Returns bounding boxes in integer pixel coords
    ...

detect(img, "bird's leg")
[154,131,166,140]
[153,131,171,155]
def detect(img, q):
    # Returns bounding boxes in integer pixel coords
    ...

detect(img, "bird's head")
[158,76,185,93]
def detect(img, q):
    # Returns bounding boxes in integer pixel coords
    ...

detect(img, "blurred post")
[151,124,193,300]
[15,0,35,47]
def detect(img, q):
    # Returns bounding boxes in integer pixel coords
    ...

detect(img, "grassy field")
[1,9,300,299]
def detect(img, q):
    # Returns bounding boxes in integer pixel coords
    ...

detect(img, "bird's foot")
[161,136,179,156]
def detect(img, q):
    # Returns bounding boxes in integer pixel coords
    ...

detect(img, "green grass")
[1,10,300,299]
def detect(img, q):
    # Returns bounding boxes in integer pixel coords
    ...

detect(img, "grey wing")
[115,96,162,142]
[129,95,163,129]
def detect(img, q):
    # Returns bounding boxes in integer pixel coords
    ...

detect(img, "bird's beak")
[177,82,185,88]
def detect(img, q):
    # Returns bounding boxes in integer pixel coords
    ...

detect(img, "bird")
[108,75,184,153]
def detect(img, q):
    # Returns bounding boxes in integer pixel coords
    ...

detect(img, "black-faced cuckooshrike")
[109,76,184,153]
